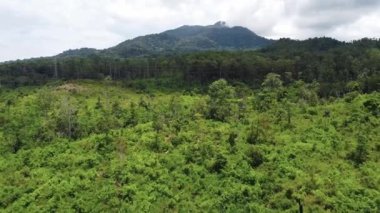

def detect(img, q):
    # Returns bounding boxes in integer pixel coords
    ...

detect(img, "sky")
[0,0,380,62]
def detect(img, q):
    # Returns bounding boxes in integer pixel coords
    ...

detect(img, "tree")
[35,88,56,116]
[254,73,284,112]
[57,96,78,139]
[346,81,361,92]
[262,73,283,90]
[294,80,319,105]
[207,79,236,121]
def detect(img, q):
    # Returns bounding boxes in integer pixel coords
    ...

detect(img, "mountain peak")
[60,22,274,58]
[213,21,228,28]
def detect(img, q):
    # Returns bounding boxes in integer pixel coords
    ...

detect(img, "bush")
[344,91,360,103]
[363,98,379,116]
[209,154,228,173]
[245,148,264,168]
[348,135,369,166]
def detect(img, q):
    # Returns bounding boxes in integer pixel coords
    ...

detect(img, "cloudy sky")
[0,0,380,62]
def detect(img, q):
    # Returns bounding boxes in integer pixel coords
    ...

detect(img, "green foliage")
[346,81,362,92]
[207,79,237,121]
[245,147,264,168]
[209,153,228,173]
[348,135,369,166]
[363,98,380,116]
[262,73,283,90]
[1,38,379,98]
[0,80,379,212]
[227,131,238,147]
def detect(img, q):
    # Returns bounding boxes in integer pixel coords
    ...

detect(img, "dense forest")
[0,37,379,212]
[1,38,379,96]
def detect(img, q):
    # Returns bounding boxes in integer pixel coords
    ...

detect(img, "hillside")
[58,22,274,58]
[58,48,99,58]
[0,79,379,212]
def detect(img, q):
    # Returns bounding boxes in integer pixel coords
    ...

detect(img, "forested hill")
[261,37,343,54]
[58,22,274,58]
[58,48,100,58]
[260,37,380,55]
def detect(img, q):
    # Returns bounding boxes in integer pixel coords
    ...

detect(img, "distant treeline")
[0,38,379,96]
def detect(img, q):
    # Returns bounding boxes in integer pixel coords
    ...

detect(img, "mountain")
[58,48,99,57]
[106,21,274,57]
[59,22,274,58]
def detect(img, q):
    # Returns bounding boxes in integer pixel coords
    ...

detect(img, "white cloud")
[328,12,380,41]
[0,0,379,61]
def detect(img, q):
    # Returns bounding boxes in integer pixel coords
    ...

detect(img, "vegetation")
[1,37,379,97]
[0,25,379,211]
[0,77,378,212]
